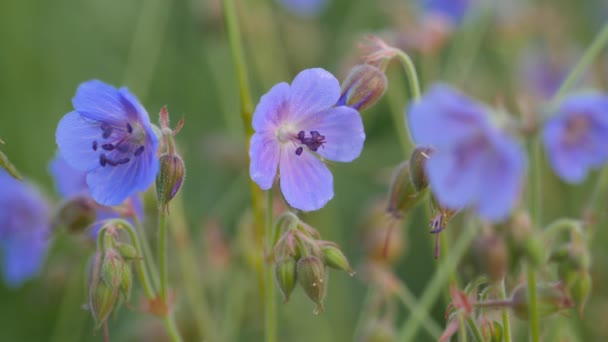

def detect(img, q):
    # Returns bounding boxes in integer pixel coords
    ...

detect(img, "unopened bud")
[90,280,117,329]
[321,244,354,275]
[101,250,124,291]
[387,161,426,218]
[120,262,133,303]
[563,270,592,313]
[409,146,433,192]
[523,233,545,267]
[338,64,387,111]
[473,232,507,282]
[510,283,574,320]
[116,243,138,260]
[275,257,297,303]
[297,256,327,314]
[156,153,185,211]
[52,196,97,234]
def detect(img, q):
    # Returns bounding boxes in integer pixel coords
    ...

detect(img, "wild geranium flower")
[56,80,159,206]
[542,92,608,183]
[0,169,50,287]
[421,0,470,26]
[408,84,525,221]
[249,68,365,211]
[49,153,143,237]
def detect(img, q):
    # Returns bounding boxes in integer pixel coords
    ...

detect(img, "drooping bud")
[116,243,138,260]
[52,195,97,234]
[321,243,354,275]
[275,257,297,303]
[338,64,387,112]
[387,161,426,218]
[155,153,185,211]
[87,252,118,329]
[120,261,133,303]
[473,231,508,282]
[297,256,327,314]
[408,146,434,191]
[510,283,574,320]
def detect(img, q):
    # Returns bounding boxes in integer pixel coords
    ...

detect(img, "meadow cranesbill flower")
[542,92,608,183]
[0,169,50,287]
[421,0,470,25]
[249,68,365,211]
[408,84,525,221]
[56,80,159,206]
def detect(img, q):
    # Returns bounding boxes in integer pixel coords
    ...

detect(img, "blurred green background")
[1,0,607,341]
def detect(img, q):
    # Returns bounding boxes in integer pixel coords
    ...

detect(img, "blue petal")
[299,106,365,162]
[252,82,290,132]
[2,233,47,288]
[72,80,129,126]
[289,68,341,124]
[55,111,102,172]
[249,132,280,190]
[48,152,88,198]
[119,87,152,124]
[279,144,333,211]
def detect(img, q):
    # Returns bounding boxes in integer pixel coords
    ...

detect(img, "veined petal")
[119,87,151,123]
[289,68,341,123]
[72,80,128,126]
[299,106,365,162]
[252,82,291,132]
[56,111,104,172]
[279,145,333,211]
[87,158,140,206]
[249,132,280,190]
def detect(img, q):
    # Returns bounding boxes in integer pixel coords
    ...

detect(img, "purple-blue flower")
[49,153,143,237]
[408,84,526,221]
[249,68,365,211]
[277,0,329,17]
[56,80,159,206]
[0,169,50,287]
[542,92,608,183]
[421,0,470,25]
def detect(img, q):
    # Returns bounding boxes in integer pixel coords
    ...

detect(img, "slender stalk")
[120,220,155,299]
[163,314,183,342]
[458,315,468,342]
[264,190,277,342]
[500,279,513,342]
[397,224,479,341]
[132,214,159,288]
[394,50,422,102]
[394,284,443,339]
[159,211,168,303]
[467,315,485,342]
[553,22,608,103]
[527,266,540,342]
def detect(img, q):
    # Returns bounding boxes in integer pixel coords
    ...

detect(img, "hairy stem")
[264,190,277,342]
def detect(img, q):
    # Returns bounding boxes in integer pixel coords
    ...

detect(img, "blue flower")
[542,92,608,183]
[408,84,526,221]
[49,152,143,237]
[56,80,159,206]
[277,0,329,17]
[0,170,50,287]
[421,0,470,25]
[249,68,365,211]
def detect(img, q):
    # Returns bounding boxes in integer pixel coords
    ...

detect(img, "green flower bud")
[101,250,124,291]
[116,243,138,260]
[275,257,297,303]
[297,256,327,314]
[321,244,354,275]
[339,64,387,112]
[386,161,426,218]
[120,262,133,303]
[90,280,117,329]
[510,283,574,320]
[408,147,433,192]
[156,153,185,211]
[523,233,545,268]
[563,270,592,313]
[52,195,96,234]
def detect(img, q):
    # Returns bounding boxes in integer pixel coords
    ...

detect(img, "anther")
[105,159,118,167]
[100,123,113,139]
[99,154,107,167]
[126,123,133,134]
[295,147,303,156]
[134,145,145,157]
[92,141,98,151]
[116,158,130,165]
[101,143,115,151]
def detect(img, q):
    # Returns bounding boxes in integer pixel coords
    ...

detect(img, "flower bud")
[386,161,426,218]
[408,146,433,192]
[120,262,133,303]
[101,249,125,291]
[321,244,354,275]
[116,243,138,260]
[297,256,327,314]
[90,279,117,329]
[563,269,592,313]
[510,283,574,320]
[155,153,185,211]
[338,64,387,112]
[473,232,507,282]
[275,257,297,303]
[52,195,97,234]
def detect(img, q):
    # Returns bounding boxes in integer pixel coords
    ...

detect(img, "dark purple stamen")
[92,141,98,151]
[100,123,113,139]
[126,123,133,134]
[101,143,115,151]
[134,145,145,157]
[99,154,107,167]
[296,130,326,152]
[295,147,303,156]
[116,158,130,165]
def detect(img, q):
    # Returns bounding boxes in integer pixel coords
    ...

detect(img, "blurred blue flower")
[408,84,526,221]
[49,153,143,237]
[421,0,470,25]
[0,170,50,287]
[249,68,365,211]
[277,0,329,17]
[543,93,608,183]
[55,80,159,206]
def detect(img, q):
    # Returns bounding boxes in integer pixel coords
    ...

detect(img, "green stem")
[163,314,183,342]
[394,50,422,102]
[159,211,168,303]
[527,266,540,342]
[459,315,468,342]
[500,279,513,342]
[553,22,608,103]
[264,190,277,342]
[116,219,156,300]
[466,315,484,342]
[397,224,479,341]
[394,284,443,339]
[132,213,159,288]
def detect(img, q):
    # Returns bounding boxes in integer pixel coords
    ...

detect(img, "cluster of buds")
[86,223,137,329]
[155,107,185,213]
[272,213,354,314]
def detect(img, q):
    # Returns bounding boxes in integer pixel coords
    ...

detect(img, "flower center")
[92,121,146,167]
[563,114,590,147]
[295,130,326,156]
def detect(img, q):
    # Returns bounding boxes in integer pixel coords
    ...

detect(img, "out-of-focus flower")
[0,170,50,287]
[542,92,608,183]
[421,0,470,26]
[55,80,159,206]
[277,0,329,18]
[249,68,365,211]
[408,84,525,221]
